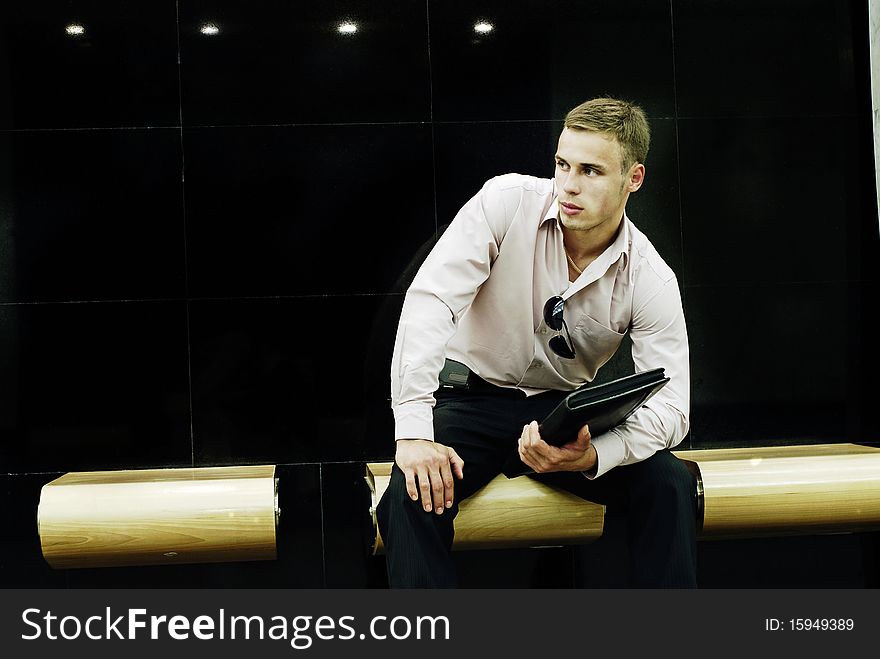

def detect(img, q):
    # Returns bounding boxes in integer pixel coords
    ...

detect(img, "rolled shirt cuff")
[581,429,626,480]
[393,402,435,442]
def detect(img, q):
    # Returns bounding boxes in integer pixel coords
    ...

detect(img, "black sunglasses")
[543,295,576,359]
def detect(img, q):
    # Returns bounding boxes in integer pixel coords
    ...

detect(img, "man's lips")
[560,201,583,215]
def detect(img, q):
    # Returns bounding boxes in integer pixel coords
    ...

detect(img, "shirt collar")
[544,193,632,299]
[543,189,632,269]
[605,212,631,268]
[540,178,560,226]
[541,196,559,226]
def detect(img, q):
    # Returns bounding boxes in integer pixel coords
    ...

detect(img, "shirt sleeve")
[585,274,690,478]
[390,178,511,441]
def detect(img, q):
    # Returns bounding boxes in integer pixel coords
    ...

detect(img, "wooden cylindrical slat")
[365,463,605,554]
[38,465,278,569]
[673,444,880,538]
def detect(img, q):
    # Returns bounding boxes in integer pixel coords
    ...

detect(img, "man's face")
[553,128,644,234]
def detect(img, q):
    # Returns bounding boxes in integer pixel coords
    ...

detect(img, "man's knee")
[377,467,416,520]
[634,451,697,510]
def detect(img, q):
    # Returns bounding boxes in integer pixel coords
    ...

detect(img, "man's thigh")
[530,449,692,509]
[433,388,564,501]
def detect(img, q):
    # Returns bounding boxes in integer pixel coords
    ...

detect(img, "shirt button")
[534,362,543,369]
[541,328,548,335]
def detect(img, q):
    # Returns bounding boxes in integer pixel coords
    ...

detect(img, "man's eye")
[556,161,569,170]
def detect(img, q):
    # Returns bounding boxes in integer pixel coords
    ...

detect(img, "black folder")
[502,368,670,478]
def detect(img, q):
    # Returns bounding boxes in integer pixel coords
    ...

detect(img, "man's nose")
[562,172,579,194]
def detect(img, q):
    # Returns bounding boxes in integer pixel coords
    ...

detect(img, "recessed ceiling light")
[474,21,494,34]
[200,23,220,36]
[65,24,85,36]
[338,21,358,35]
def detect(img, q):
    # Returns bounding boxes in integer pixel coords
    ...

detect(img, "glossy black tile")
[624,118,684,277]
[321,462,387,587]
[685,281,879,448]
[0,473,68,588]
[677,116,875,287]
[863,532,880,587]
[433,121,559,226]
[0,129,186,304]
[434,118,684,279]
[184,124,435,298]
[179,0,430,125]
[64,463,323,587]
[63,553,228,587]
[429,0,675,121]
[0,301,191,473]
[673,0,861,118]
[697,533,868,587]
[190,296,401,466]
[0,1,179,129]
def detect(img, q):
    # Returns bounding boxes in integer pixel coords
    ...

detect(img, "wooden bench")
[36,445,880,567]
[365,443,880,554]
[38,465,278,569]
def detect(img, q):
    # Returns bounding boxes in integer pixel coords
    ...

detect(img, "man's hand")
[518,420,596,473]
[395,439,465,515]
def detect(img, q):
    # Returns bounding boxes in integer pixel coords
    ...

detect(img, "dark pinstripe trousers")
[376,384,699,588]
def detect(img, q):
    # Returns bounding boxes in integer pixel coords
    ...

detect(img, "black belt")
[438,359,526,398]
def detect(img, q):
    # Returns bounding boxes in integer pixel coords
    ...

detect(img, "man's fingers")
[404,469,419,501]
[395,440,464,513]
[519,427,536,457]
[416,467,433,512]
[447,447,465,480]
[430,466,446,514]
[518,442,543,473]
[521,422,539,448]
[521,421,574,473]
[439,460,455,509]
[528,421,539,443]
[515,419,591,475]
[522,421,552,453]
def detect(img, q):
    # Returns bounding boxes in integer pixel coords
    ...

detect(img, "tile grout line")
[319,463,327,587]
[2,276,872,308]
[174,0,195,467]
[0,114,867,135]
[426,0,439,237]
[0,292,409,306]
[668,0,691,450]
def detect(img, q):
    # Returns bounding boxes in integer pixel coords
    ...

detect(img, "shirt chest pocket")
[570,313,627,374]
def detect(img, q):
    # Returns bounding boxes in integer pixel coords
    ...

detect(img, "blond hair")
[564,97,650,173]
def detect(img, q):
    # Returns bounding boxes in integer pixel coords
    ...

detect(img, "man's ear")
[628,163,645,192]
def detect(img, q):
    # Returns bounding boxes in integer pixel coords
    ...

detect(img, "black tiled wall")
[1,0,877,589]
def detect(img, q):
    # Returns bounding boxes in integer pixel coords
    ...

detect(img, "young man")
[377,97,697,588]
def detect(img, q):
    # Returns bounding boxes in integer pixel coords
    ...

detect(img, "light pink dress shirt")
[390,174,690,478]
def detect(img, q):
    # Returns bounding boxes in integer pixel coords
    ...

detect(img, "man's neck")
[562,214,624,263]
